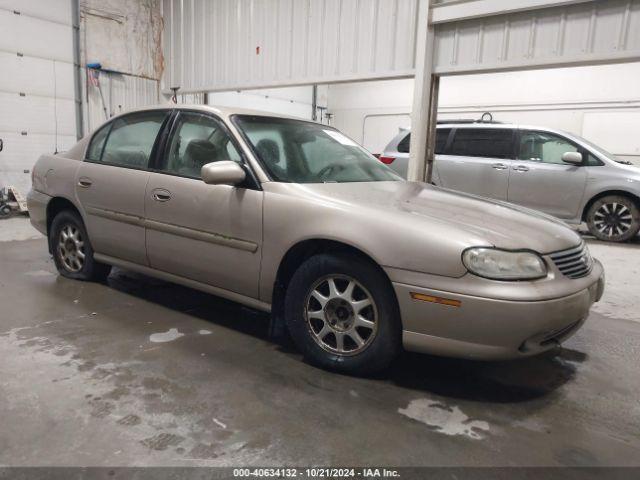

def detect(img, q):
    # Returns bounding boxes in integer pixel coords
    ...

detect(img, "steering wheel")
[316,163,346,180]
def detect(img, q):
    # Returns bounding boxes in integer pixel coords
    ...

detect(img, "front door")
[75,110,168,265]
[144,111,263,298]
[434,127,515,201]
[507,130,588,219]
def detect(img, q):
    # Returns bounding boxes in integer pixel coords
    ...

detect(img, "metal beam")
[431,0,595,24]
[71,0,83,140]
[408,0,437,183]
[433,0,640,76]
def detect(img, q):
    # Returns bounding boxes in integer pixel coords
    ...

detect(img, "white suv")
[381,121,640,242]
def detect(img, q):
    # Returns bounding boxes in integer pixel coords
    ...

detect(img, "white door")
[0,0,77,195]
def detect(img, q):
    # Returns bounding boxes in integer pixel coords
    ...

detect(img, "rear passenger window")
[435,129,451,154]
[97,111,167,169]
[397,133,411,153]
[86,124,111,161]
[396,129,451,154]
[450,128,514,159]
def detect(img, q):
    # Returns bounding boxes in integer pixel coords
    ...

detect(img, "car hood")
[296,181,581,254]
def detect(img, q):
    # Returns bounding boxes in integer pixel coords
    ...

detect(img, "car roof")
[405,123,567,133]
[115,104,308,122]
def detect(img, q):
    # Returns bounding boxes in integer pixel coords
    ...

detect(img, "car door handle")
[152,189,171,202]
[513,165,530,172]
[77,177,93,188]
[492,163,508,170]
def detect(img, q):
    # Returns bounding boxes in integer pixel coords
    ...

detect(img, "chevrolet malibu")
[28,106,605,375]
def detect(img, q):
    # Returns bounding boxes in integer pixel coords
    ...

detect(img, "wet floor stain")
[398,398,490,440]
[117,414,142,426]
[149,328,184,343]
[25,270,54,277]
[140,432,185,451]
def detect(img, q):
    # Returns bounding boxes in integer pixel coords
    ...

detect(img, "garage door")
[0,0,77,196]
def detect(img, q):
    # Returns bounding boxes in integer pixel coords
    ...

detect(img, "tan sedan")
[28,106,605,375]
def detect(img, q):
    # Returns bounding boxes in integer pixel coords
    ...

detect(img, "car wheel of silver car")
[586,195,640,243]
[50,210,111,282]
[284,253,402,375]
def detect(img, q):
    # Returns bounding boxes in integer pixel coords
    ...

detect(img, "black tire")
[0,204,12,218]
[49,210,111,281]
[284,253,401,375]
[586,195,640,242]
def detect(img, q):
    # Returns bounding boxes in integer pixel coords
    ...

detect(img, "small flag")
[88,68,100,87]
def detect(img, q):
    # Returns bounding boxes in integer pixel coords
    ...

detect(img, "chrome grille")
[549,243,593,279]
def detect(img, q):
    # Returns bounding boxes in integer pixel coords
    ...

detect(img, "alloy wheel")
[304,275,378,356]
[593,202,633,238]
[57,224,86,272]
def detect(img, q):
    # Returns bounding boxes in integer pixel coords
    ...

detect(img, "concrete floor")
[1,217,639,467]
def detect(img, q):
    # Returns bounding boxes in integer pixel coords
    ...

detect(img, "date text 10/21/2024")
[232,468,401,478]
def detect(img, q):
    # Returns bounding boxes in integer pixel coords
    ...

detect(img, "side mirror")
[201,161,246,186]
[562,151,583,165]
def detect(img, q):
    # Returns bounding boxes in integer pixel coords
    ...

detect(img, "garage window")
[449,128,515,159]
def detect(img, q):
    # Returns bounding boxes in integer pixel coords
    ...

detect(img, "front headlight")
[462,247,547,280]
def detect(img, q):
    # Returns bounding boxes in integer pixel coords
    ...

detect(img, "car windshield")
[571,134,632,165]
[233,115,402,183]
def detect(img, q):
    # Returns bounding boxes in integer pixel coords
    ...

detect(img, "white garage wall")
[207,87,315,120]
[327,61,640,163]
[0,0,76,195]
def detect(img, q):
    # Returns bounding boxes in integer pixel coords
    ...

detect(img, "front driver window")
[519,131,580,165]
[161,112,242,178]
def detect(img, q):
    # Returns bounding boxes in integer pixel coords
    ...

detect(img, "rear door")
[435,127,515,200]
[75,110,168,265]
[144,111,263,298]
[507,129,588,219]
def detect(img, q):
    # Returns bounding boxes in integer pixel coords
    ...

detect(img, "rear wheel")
[49,210,111,281]
[586,195,640,242]
[284,253,401,375]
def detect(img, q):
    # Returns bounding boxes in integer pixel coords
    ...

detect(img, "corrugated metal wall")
[433,0,640,74]
[84,70,160,133]
[162,0,420,93]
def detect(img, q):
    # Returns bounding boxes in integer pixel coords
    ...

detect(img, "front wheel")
[284,253,401,375]
[586,195,640,242]
[49,210,111,281]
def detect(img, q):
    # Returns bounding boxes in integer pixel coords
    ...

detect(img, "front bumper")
[392,260,604,360]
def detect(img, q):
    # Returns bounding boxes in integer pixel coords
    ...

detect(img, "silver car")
[28,106,604,375]
[382,121,640,242]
